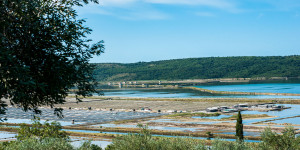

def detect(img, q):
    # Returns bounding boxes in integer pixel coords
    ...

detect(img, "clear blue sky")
[76,0,300,63]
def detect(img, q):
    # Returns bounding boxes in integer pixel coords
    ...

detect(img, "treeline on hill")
[93,56,300,81]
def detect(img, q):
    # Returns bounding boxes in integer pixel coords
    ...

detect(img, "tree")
[0,0,104,116]
[236,111,244,141]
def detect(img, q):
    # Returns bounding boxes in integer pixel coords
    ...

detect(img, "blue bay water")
[195,83,300,94]
[101,83,300,99]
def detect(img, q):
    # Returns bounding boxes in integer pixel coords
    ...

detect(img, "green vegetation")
[1,122,299,149]
[0,0,103,116]
[165,112,220,118]
[16,118,68,140]
[259,127,300,150]
[0,119,102,150]
[0,138,102,150]
[93,56,300,81]
[106,125,300,150]
[0,138,74,150]
[236,111,244,141]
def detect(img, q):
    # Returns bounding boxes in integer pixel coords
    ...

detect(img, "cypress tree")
[236,111,244,141]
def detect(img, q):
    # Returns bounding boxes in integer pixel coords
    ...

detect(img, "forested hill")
[93,56,300,81]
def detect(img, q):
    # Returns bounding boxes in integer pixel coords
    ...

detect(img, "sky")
[76,0,300,63]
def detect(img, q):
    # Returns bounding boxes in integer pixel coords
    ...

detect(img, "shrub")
[212,139,255,150]
[258,127,300,150]
[16,118,68,140]
[0,138,73,150]
[78,141,102,150]
[106,124,207,150]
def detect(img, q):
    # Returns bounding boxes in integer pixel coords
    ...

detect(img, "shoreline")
[65,95,300,104]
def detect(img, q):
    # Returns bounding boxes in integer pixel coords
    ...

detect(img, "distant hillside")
[93,56,300,81]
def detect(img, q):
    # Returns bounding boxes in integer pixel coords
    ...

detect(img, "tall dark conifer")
[236,111,244,141]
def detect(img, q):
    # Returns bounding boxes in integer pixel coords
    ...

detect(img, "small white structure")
[238,103,249,108]
[206,107,219,112]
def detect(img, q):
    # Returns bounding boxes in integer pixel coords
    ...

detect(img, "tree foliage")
[236,111,244,141]
[0,0,104,115]
[93,56,300,81]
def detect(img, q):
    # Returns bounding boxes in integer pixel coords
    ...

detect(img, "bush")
[258,127,300,150]
[0,119,102,150]
[0,138,103,150]
[212,139,255,150]
[16,118,68,140]
[106,124,206,150]
[78,141,102,150]
[106,125,300,150]
[0,138,73,150]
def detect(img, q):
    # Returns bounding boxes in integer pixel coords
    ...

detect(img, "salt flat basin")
[215,131,261,137]
[149,118,232,125]
[271,117,300,124]
[0,131,16,141]
[1,107,163,125]
[241,104,300,125]
[93,123,200,132]
[149,104,300,127]
[2,118,84,126]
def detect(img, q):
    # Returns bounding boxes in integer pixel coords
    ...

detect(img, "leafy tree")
[236,111,244,141]
[0,0,104,116]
